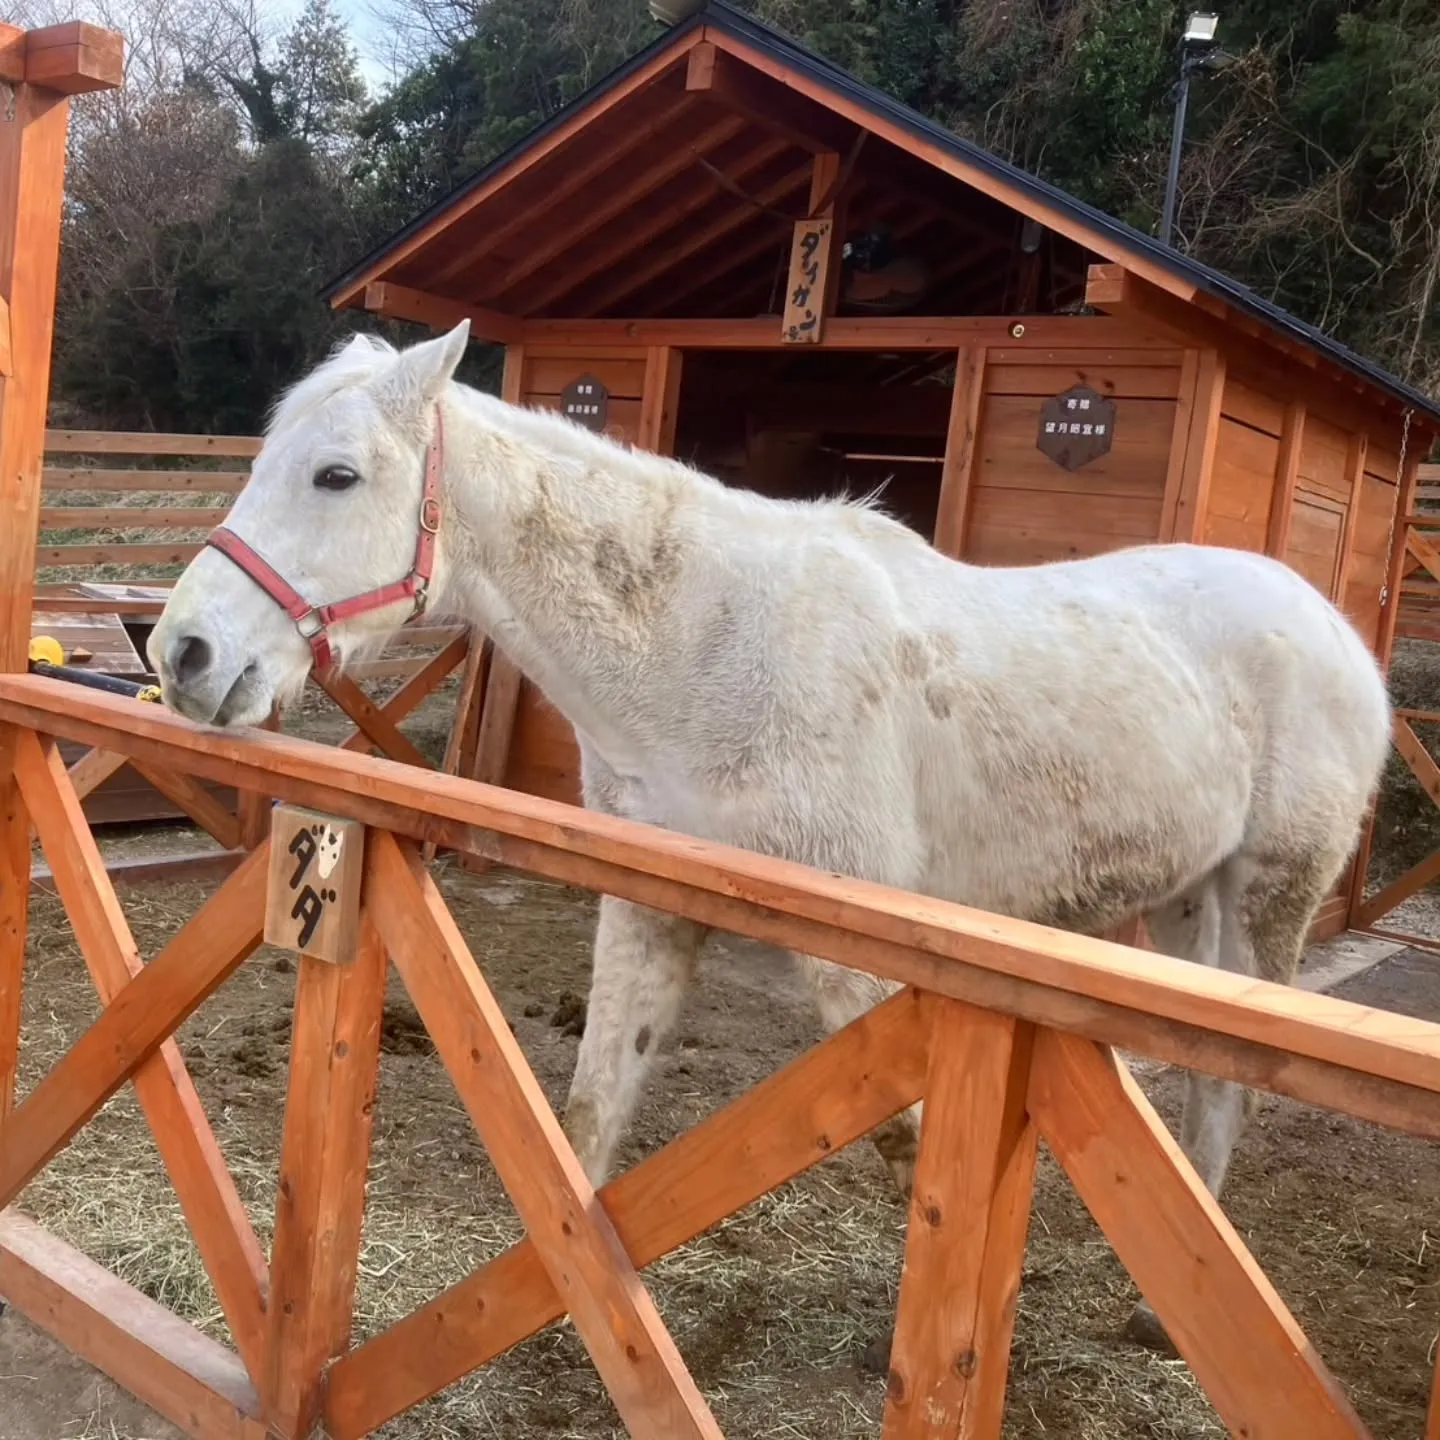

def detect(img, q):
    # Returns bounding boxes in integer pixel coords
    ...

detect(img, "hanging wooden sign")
[1037,385,1116,471]
[782,217,833,344]
[264,805,365,963]
[561,375,609,432]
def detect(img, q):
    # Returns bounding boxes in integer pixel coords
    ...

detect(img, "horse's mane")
[266,331,398,438]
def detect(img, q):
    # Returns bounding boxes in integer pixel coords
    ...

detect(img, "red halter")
[204,410,445,674]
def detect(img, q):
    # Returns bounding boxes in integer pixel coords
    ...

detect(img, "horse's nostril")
[172,634,212,685]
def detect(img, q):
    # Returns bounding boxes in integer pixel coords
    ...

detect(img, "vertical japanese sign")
[264,805,364,963]
[782,217,833,344]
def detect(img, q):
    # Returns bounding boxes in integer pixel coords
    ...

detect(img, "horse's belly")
[919,734,1250,931]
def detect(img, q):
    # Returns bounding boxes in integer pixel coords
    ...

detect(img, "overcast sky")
[309,0,397,92]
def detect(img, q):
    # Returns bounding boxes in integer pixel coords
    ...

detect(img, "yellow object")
[28,635,64,667]
[137,685,162,703]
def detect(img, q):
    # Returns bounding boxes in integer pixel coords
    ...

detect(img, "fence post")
[0,21,123,1118]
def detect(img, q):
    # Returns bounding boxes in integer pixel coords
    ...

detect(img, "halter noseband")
[203,410,445,674]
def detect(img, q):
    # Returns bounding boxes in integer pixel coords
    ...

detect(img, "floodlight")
[1183,12,1219,45]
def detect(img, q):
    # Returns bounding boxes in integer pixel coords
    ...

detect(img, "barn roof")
[324,1,1440,426]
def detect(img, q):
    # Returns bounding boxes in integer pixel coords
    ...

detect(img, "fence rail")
[1,670,1437,1438]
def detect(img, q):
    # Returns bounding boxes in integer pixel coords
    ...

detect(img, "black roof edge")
[325,0,1440,432]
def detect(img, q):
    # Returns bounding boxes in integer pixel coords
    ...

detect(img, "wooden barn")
[324,0,1440,939]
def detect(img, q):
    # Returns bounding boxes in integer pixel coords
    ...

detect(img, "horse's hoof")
[1123,1304,1178,1355]
[860,1329,893,1375]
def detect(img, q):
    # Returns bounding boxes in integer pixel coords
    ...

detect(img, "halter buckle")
[295,609,326,641]
[420,497,442,534]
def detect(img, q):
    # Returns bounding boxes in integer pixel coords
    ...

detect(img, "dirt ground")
[4,682,1440,1438]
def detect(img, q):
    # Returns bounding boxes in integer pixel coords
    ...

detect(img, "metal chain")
[1379,406,1414,610]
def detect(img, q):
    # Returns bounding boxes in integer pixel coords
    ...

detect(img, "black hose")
[29,661,161,702]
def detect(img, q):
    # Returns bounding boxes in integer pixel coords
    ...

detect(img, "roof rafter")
[478,111,754,303]
[517,133,795,316]
[579,161,814,317]
[424,89,703,290]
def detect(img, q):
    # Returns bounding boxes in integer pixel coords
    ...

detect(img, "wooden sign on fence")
[264,805,364,962]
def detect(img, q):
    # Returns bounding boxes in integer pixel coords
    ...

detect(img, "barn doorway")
[671,349,956,543]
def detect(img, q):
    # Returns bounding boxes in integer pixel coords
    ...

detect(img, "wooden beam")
[366,834,723,1439]
[1157,348,1201,542]
[492,112,750,306]
[1377,447,1424,676]
[470,651,523,789]
[0,66,71,673]
[8,675,1440,1141]
[263,915,386,1437]
[0,845,269,1211]
[1333,431,1370,607]
[1356,848,1440,931]
[1266,400,1306,558]
[426,91,709,291]
[130,758,243,850]
[932,347,985,557]
[22,21,124,94]
[44,428,260,457]
[637,346,683,454]
[29,847,245,893]
[0,292,10,377]
[362,281,520,345]
[425,630,490,864]
[1029,1029,1370,1439]
[520,314,1166,351]
[313,668,434,771]
[0,1210,267,1440]
[337,631,469,753]
[577,157,810,318]
[687,37,859,156]
[325,986,928,1439]
[883,1000,1036,1439]
[1168,348,1225,542]
[11,732,271,1378]
[0,728,25,1124]
[527,133,792,316]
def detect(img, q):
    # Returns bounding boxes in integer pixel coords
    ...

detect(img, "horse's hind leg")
[1125,851,1337,1350]
[561,896,707,1185]
[1121,874,1222,1350]
[1182,848,1337,1198]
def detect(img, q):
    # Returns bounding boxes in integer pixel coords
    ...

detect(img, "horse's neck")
[438,391,719,753]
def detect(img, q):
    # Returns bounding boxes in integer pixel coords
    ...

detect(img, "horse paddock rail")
[1,673,1438,1439]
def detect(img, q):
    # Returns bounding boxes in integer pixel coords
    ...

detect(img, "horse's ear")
[389,321,470,410]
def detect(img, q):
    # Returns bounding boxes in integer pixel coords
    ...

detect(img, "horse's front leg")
[561,895,707,1184]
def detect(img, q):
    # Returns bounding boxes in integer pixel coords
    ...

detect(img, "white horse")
[149,322,1391,1346]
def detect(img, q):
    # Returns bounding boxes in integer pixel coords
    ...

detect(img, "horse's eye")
[314,464,360,492]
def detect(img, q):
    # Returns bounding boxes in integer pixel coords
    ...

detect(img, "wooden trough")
[325,1,1440,943]
[4,16,1440,1440]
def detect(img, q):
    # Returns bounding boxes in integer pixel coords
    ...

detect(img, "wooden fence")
[2,672,1439,1439]
[1352,460,1440,945]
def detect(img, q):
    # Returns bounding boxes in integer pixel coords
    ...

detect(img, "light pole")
[1159,12,1226,249]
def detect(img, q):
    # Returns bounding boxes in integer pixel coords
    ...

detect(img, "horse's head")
[148,321,471,726]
